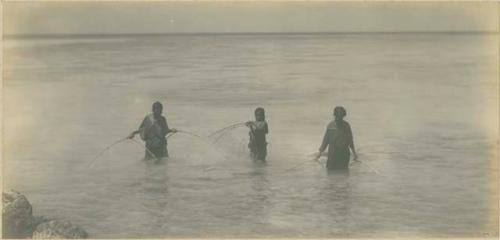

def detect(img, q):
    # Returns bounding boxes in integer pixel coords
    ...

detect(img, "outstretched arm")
[162,118,178,137]
[245,121,256,133]
[128,117,148,139]
[128,130,140,139]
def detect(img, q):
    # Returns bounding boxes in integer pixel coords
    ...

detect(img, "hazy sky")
[3,1,499,35]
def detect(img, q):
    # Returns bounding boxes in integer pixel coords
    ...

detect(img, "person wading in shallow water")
[246,107,269,162]
[128,101,177,161]
[316,106,357,171]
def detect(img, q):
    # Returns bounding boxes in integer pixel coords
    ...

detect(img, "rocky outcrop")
[2,190,88,239]
[2,190,35,238]
[32,215,51,228]
[32,220,88,239]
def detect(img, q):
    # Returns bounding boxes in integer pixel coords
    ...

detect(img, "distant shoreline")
[4,31,498,40]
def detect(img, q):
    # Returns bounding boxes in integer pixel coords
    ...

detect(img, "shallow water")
[3,33,498,238]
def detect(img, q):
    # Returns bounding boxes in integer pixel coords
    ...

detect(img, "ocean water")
[3,33,498,238]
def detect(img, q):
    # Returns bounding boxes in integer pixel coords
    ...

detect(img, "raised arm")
[245,121,255,132]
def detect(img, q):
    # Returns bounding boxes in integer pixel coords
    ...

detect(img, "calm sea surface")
[3,33,498,238]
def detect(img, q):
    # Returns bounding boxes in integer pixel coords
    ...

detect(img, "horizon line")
[4,31,498,39]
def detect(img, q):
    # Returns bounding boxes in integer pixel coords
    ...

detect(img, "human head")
[254,107,265,121]
[152,101,163,117]
[333,106,346,121]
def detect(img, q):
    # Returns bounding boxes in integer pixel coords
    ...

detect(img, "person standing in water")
[316,106,357,171]
[128,101,177,161]
[246,107,269,161]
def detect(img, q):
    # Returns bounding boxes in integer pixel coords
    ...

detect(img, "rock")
[32,215,51,227]
[2,190,88,239]
[32,220,88,239]
[2,190,35,238]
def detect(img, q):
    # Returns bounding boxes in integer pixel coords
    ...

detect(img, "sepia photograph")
[2,1,499,239]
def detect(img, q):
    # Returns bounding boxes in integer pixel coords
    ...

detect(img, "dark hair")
[255,107,265,120]
[152,101,163,110]
[334,106,346,117]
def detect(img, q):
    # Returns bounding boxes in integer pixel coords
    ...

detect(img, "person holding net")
[316,106,357,171]
[245,107,269,162]
[128,101,177,161]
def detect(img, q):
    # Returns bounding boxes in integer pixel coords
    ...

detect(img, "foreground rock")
[3,190,88,239]
[2,190,34,238]
[32,220,88,239]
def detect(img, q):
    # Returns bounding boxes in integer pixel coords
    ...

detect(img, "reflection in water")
[248,161,272,229]
[142,159,169,201]
[139,160,170,233]
[3,34,497,237]
[323,171,352,237]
